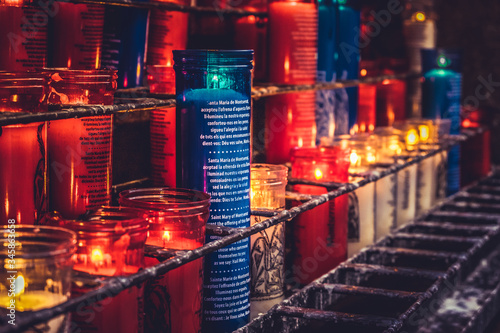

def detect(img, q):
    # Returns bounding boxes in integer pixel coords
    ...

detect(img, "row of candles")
[0,122,450,333]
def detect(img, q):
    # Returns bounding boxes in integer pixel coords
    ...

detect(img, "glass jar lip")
[173,50,254,69]
[0,225,77,260]
[43,68,117,75]
[119,187,211,212]
[251,163,288,179]
[43,207,149,238]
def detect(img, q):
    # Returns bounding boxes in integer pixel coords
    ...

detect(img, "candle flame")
[314,168,323,180]
[367,152,377,164]
[360,69,367,77]
[406,129,419,146]
[14,274,25,297]
[418,125,430,142]
[163,231,172,242]
[11,94,18,103]
[415,12,426,22]
[91,249,104,264]
[350,152,359,165]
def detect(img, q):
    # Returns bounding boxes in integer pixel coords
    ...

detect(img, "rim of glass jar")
[119,188,211,215]
[43,68,118,83]
[43,207,149,240]
[291,146,351,162]
[251,164,288,186]
[0,225,76,261]
[173,50,254,69]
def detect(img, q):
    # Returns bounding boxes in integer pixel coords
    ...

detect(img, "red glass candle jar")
[119,188,210,333]
[146,0,188,94]
[50,2,104,69]
[376,78,407,127]
[0,73,48,224]
[0,0,47,70]
[0,225,76,332]
[290,146,350,285]
[44,207,148,333]
[45,69,117,218]
[266,0,317,163]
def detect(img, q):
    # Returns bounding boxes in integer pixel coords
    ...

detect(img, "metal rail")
[0,73,418,127]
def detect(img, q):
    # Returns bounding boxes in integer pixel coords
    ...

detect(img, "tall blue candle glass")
[101,3,149,88]
[421,49,462,195]
[174,50,253,333]
[336,0,360,133]
[316,0,337,144]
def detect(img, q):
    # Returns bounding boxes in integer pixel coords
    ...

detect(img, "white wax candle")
[374,172,397,240]
[417,154,434,214]
[396,164,418,227]
[347,181,375,258]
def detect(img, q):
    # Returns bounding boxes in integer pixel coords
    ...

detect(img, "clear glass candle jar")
[174,50,253,332]
[45,69,117,219]
[0,0,48,71]
[335,136,377,257]
[249,164,288,319]
[0,225,76,332]
[0,73,48,225]
[119,188,210,333]
[290,146,350,285]
[43,207,148,333]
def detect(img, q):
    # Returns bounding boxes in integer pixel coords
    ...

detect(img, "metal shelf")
[0,72,418,127]
[0,131,473,333]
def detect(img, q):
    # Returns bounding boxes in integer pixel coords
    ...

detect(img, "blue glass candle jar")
[173,50,253,333]
[421,49,462,195]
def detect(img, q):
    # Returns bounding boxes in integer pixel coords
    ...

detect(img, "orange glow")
[406,129,419,146]
[382,79,391,85]
[95,47,100,70]
[350,152,359,165]
[284,57,290,75]
[360,69,367,77]
[314,168,323,180]
[67,57,71,69]
[11,94,18,103]
[418,125,430,142]
[360,123,366,132]
[462,119,472,128]
[163,231,172,242]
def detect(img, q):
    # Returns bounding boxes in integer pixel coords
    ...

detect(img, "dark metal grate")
[236,172,500,333]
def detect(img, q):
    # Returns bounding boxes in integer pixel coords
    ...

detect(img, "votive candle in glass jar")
[335,135,376,257]
[0,73,48,224]
[50,2,104,69]
[173,49,253,332]
[0,225,76,332]
[45,69,117,219]
[290,146,350,285]
[0,0,47,71]
[119,188,210,333]
[373,127,417,227]
[43,207,148,333]
[249,164,287,319]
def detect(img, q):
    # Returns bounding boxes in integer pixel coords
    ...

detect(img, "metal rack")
[0,128,476,333]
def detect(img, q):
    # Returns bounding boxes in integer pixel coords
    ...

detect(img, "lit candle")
[0,73,48,224]
[266,0,317,163]
[376,79,407,127]
[290,146,350,285]
[335,136,376,257]
[249,164,288,318]
[45,207,149,333]
[0,225,76,332]
[45,69,117,219]
[50,3,104,69]
[119,188,210,333]
[0,0,47,70]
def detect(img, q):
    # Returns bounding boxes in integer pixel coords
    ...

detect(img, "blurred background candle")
[290,146,350,285]
[0,225,76,332]
[0,0,48,71]
[421,49,462,195]
[101,3,149,88]
[174,50,253,332]
[334,135,376,258]
[119,188,210,333]
[316,0,336,144]
[49,2,104,69]
[0,73,48,224]
[376,78,407,127]
[46,69,117,218]
[249,164,287,319]
[266,0,317,163]
[44,207,148,333]
[337,0,360,133]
